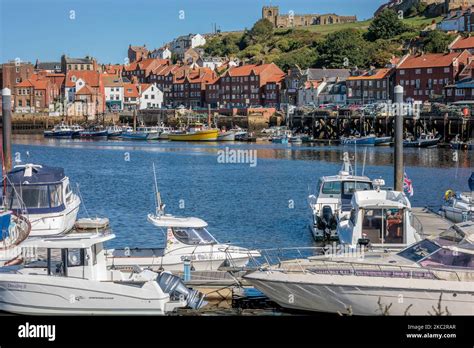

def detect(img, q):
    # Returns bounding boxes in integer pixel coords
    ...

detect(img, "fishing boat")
[337,189,421,250]
[230,127,248,141]
[79,126,108,138]
[70,125,84,137]
[271,135,289,144]
[404,133,441,148]
[120,130,148,140]
[156,126,174,140]
[43,124,74,138]
[217,131,236,141]
[106,125,123,138]
[289,135,303,144]
[244,222,474,315]
[440,181,474,223]
[450,135,474,150]
[1,164,81,237]
[374,136,392,146]
[0,232,206,315]
[168,123,218,141]
[308,153,379,241]
[340,135,376,146]
[0,211,31,266]
[137,126,161,140]
[106,165,260,271]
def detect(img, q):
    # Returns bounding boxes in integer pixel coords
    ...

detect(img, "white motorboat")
[0,211,31,265]
[337,189,421,251]
[106,165,260,272]
[1,164,81,237]
[0,232,206,315]
[43,123,74,138]
[217,131,236,141]
[308,152,381,241]
[440,187,474,223]
[244,221,474,315]
[70,124,84,137]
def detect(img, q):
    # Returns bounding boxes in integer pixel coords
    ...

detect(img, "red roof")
[123,83,139,98]
[75,84,94,95]
[347,68,393,80]
[397,52,465,69]
[450,36,474,50]
[65,70,100,87]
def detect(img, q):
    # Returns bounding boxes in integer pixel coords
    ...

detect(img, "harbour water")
[11,135,473,251]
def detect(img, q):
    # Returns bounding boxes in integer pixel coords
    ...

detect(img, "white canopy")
[147,214,208,228]
[21,232,115,249]
[353,190,410,209]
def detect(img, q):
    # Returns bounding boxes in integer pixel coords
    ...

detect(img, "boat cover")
[5,164,65,184]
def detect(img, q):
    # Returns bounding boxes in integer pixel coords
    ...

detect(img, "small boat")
[106,166,260,271]
[244,222,474,315]
[157,126,174,140]
[404,133,441,148]
[106,125,123,138]
[120,130,148,140]
[440,188,473,223]
[340,135,376,146]
[374,136,392,146]
[75,217,110,230]
[1,163,81,237]
[0,211,31,266]
[231,127,248,141]
[308,153,379,241]
[289,135,303,144]
[43,124,74,138]
[271,136,289,144]
[0,232,206,315]
[450,135,474,150]
[168,123,218,141]
[79,126,108,138]
[217,131,236,141]
[70,125,84,137]
[137,126,161,140]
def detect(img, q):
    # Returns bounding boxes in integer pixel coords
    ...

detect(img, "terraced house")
[395,51,471,101]
[205,63,285,108]
[346,68,395,104]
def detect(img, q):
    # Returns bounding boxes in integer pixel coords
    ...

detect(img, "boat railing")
[248,246,327,270]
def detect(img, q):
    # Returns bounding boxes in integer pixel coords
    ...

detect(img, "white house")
[150,47,172,60]
[103,76,124,111]
[170,33,206,58]
[139,83,163,109]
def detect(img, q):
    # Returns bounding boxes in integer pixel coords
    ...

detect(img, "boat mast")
[152,163,164,216]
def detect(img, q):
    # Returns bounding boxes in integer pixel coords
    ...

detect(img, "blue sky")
[0,0,387,64]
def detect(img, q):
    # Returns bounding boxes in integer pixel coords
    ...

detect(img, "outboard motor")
[318,205,337,241]
[157,272,207,310]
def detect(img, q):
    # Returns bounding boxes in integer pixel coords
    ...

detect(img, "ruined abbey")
[262,6,357,28]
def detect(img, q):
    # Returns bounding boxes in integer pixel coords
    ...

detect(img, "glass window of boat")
[361,208,405,244]
[418,247,474,269]
[67,248,85,267]
[5,183,63,210]
[435,226,465,247]
[397,239,440,262]
[321,181,341,195]
[342,181,372,196]
[47,248,66,276]
[172,227,217,245]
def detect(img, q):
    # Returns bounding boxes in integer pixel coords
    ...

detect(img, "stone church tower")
[262,6,279,26]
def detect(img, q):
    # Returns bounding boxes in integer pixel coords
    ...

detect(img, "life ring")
[444,189,455,201]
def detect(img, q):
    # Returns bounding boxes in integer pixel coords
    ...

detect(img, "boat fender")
[444,190,455,201]
[4,257,23,266]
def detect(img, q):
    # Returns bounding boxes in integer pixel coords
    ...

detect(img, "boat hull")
[245,271,474,315]
[217,132,236,141]
[374,136,392,146]
[450,142,474,150]
[120,133,148,140]
[168,130,219,141]
[341,136,376,146]
[0,276,174,315]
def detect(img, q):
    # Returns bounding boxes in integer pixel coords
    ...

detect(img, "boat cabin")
[338,190,419,248]
[1,164,74,215]
[148,215,218,246]
[19,233,114,281]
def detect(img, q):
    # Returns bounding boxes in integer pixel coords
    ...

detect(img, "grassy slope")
[273,15,443,36]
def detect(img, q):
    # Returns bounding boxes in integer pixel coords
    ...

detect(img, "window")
[321,181,341,195]
[444,67,450,73]
[67,248,85,267]
[361,208,405,244]
[172,227,217,245]
[16,78,20,83]
[145,95,148,99]
[415,69,421,74]
[399,70,405,75]
[398,239,440,262]
[427,68,432,74]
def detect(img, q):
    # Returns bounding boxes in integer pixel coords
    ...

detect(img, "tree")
[422,30,454,53]
[274,47,318,71]
[367,39,400,68]
[366,8,407,41]
[317,29,369,68]
[242,18,274,46]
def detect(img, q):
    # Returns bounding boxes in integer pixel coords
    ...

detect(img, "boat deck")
[412,207,453,237]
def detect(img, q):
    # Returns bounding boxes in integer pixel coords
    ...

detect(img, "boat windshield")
[172,227,217,245]
[3,183,64,210]
[435,226,465,247]
[320,180,372,196]
[418,247,474,269]
[397,239,441,262]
